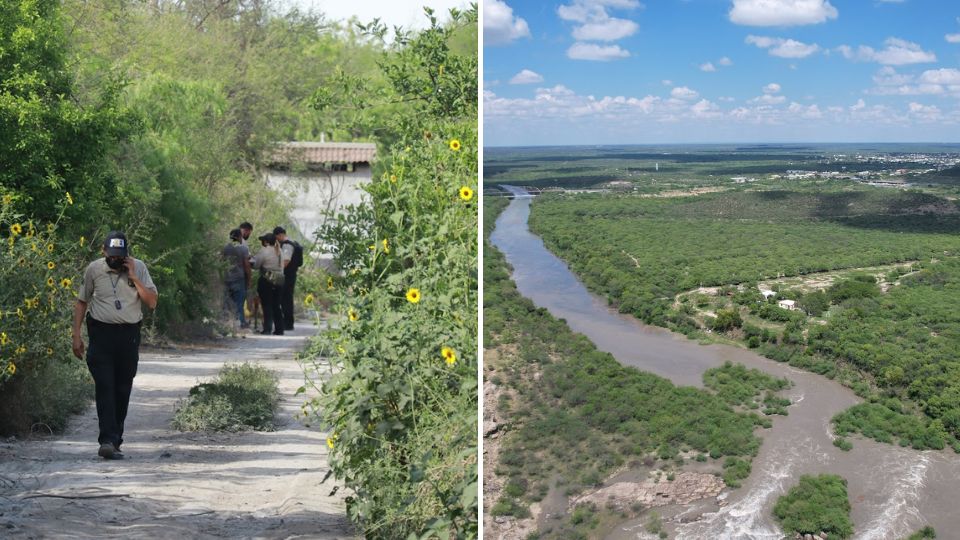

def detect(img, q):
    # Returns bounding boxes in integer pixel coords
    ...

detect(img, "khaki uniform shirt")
[78,258,157,324]
[280,242,294,268]
[251,244,283,273]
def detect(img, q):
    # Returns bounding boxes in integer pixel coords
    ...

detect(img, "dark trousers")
[85,315,140,448]
[280,271,297,330]
[258,276,283,334]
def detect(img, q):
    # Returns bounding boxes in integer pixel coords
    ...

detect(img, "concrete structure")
[263,141,377,268]
[759,289,777,300]
[778,299,797,311]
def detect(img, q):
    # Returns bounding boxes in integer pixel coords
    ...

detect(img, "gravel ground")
[0,322,353,539]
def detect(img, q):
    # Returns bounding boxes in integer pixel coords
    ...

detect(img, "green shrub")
[773,474,853,539]
[172,363,279,432]
[722,457,752,488]
[300,10,478,539]
[904,526,936,539]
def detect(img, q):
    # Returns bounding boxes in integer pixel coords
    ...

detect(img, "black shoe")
[98,442,124,460]
[272,331,284,335]
[260,330,272,335]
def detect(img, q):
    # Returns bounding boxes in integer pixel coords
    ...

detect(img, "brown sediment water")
[489,191,960,540]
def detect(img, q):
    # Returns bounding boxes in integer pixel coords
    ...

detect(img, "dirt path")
[0,322,353,539]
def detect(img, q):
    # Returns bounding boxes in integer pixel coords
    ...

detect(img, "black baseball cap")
[103,231,128,257]
[273,226,286,235]
[240,222,253,230]
[229,228,242,241]
[258,232,276,244]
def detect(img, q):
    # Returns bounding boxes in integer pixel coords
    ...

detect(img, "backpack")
[285,240,304,270]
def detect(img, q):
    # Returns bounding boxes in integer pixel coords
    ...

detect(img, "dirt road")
[0,322,353,539]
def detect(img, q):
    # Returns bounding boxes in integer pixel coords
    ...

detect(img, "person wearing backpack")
[273,226,302,331]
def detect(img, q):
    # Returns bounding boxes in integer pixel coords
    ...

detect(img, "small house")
[759,289,776,300]
[778,299,797,311]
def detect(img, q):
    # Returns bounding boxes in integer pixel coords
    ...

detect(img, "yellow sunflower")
[382,238,389,253]
[2,194,11,205]
[449,139,461,151]
[348,308,359,322]
[459,186,474,201]
[46,277,55,287]
[47,261,55,270]
[79,236,86,247]
[304,293,315,306]
[405,288,421,304]
[389,174,397,183]
[0,332,8,346]
[46,243,54,252]
[441,346,457,366]
[326,276,334,290]
[6,363,15,376]
[65,192,73,205]
[60,278,72,288]
[10,223,22,236]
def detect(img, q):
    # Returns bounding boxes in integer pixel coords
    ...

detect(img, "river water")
[489,192,960,540]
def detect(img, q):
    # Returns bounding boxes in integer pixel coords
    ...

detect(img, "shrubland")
[528,188,960,450]
[484,199,787,537]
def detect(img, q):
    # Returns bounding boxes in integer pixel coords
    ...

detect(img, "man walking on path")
[223,228,251,328]
[273,226,301,331]
[71,231,158,460]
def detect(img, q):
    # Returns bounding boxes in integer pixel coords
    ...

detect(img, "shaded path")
[0,322,352,539]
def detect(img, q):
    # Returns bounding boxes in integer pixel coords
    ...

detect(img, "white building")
[263,141,377,268]
[778,299,797,311]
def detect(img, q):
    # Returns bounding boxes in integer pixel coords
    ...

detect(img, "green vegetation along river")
[489,188,960,539]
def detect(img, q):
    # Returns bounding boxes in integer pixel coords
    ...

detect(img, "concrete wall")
[264,165,371,270]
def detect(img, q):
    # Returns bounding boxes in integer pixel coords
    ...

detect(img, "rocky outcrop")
[570,472,725,511]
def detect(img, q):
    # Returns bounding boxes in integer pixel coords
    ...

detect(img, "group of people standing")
[222,222,303,335]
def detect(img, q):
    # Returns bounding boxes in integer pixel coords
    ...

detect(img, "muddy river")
[489,191,960,539]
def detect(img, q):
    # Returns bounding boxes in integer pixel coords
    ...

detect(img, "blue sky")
[483,0,960,145]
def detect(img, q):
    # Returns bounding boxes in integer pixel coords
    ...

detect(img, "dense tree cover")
[484,200,770,528]
[299,9,478,539]
[773,475,854,539]
[529,189,960,449]
[1,0,406,435]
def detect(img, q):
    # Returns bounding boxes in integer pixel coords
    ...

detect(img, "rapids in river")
[489,190,960,539]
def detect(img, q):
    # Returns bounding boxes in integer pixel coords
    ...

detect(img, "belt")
[86,313,142,328]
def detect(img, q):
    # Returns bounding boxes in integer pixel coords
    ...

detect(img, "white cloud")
[746,35,820,58]
[850,98,866,111]
[946,34,960,44]
[868,67,960,96]
[838,37,936,65]
[558,0,641,42]
[729,0,838,26]
[691,99,721,117]
[661,79,673,86]
[719,56,734,66]
[509,69,544,85]
[763,82,782,94]
[908,102,941,122]
[700,62,717,72]
[572,18,639,41]
[567,42,631,61]
[749,94,787,104]
[671,86,699,100]
[484,0,531,45]
[919,68,960,86]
